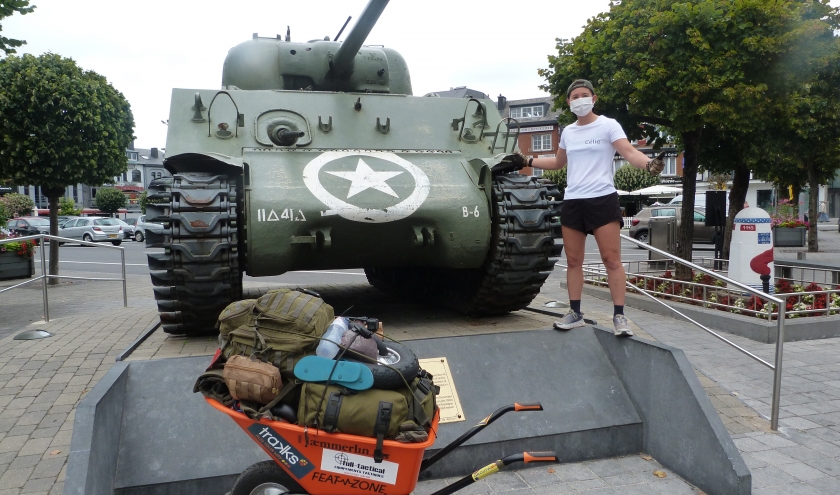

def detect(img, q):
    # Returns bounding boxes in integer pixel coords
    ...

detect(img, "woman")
[525,79,664,336]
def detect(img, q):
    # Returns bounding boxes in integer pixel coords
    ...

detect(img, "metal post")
[771,304,786,431]
[40,235,49,322]
[121,248,128,307]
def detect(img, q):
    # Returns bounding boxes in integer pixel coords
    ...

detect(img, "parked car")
[133,215,165,243]
[6,217,50,239]
[58,217,123,246]
[628,206,715,246]
[116,219,136,240]
[57,215,80,228]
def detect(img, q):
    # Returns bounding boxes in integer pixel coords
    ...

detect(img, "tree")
[0,191,33,216]
[94,188,127,215]
[0,1,35,55]
[539,0,832,278]
[0,53,134,284]
[58,196,81,216]
[0,200,8,227]
[614,164,660,193]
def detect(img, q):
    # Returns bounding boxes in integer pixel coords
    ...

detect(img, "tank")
[146,0,562,335]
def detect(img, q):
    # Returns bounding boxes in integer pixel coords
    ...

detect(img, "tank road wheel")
[145,173,243,335]
[366,175,561,316]
[230,461,305,495]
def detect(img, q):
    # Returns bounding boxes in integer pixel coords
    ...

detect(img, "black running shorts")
[561,192,623,235]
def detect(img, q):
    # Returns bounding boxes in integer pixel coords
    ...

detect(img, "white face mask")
[569,97,594,117]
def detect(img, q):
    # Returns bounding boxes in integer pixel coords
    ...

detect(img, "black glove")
[646,152,666,175]
[492,152,532,175]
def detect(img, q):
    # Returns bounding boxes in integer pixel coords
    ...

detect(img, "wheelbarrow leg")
[420,402,543,472]
[429,452,558,495]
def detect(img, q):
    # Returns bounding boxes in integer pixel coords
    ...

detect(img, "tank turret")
[221,0,411,94]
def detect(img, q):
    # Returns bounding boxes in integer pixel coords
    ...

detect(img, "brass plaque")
[419,357,465,423]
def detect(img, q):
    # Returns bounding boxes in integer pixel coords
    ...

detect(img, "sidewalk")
[0,266,838,494]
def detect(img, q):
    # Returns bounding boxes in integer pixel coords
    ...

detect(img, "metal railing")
[0,234,127,321]
[582,264,840,319]
[775,262,840,290]
[561,234,787,430]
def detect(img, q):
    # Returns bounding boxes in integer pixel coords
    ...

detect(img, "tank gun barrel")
[330,0,389,77]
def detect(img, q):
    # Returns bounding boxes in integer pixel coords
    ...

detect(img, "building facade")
[495,95,562,177]
[10,143,168,213]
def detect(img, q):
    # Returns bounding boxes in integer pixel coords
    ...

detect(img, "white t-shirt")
[559,115,626,200]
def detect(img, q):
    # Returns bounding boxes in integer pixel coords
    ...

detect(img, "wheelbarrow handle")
[420,402,544,472]
[429,451,559,495]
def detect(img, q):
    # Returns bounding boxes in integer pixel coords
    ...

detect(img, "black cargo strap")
[256,379,300,417]
[322,392,344,433]
[373,401,393,463]
[410,376,436,427]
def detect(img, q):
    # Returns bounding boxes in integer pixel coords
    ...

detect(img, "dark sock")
[614,305,624,316]
[570,300,581,314]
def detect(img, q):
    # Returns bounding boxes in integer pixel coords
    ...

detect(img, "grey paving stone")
[751,465,800,489]
[803,456,840,477]
[552,463,597,482]
[484,471,529,492]
[776,461,830,481]
[752,449,800,465]
[513,466,560,487]
[563,477,607,491]
[8,456,41,470]
[20,476,54,493]
[29,458,64,480]
[0,465,34,489]
[584,458,628,478]
[0,436,28,454]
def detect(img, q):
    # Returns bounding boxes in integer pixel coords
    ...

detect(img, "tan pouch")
[223,355,282,404]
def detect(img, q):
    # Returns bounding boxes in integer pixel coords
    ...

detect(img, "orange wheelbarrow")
[206,398,558,495]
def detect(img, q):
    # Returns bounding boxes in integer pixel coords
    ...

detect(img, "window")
[532,134,552,152]
[652,208,677,217]
[757,190,772,209]
[6,220,17,228]
[132,170,141,182]
[663,156,677,176]
[532,168,543,177]
[693,211,705,222]
[94,218,119,226]
[510,105,545,119]
[126,151,139,161]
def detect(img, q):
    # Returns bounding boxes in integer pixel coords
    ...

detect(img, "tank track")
[145,173,243,335]
[366,174,562,315]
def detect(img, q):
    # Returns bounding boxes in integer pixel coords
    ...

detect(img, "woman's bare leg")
[592,221,625,306]
[562,226,588,301]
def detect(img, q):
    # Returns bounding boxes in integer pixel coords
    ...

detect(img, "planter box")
[773,226,806,247]
[0,250,35,281]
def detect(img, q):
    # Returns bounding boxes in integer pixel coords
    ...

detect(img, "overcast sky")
[4,0,839,150]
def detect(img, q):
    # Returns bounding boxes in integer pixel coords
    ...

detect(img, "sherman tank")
[146,0,562,335]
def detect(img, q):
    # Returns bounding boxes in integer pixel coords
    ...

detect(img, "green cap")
[566,79,595,98]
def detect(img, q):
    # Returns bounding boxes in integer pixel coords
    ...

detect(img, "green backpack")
[218,289,335,379]
[298,374,437,461]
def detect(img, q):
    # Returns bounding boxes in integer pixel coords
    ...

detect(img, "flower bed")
[624,270,839,320]
[0,232,37,281]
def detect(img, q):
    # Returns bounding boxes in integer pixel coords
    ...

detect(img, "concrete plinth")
[66,327,750,495]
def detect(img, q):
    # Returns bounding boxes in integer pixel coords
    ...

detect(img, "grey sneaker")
[613,314,633,337]
[553,310,586,330]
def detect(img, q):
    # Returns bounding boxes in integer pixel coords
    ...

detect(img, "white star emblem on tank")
[325,158,404,198]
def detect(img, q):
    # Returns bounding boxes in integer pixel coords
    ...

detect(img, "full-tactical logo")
[247,424,315,479]
[302,151,430,223]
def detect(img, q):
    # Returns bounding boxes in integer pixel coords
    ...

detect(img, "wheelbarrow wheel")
[230,460,306,495]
